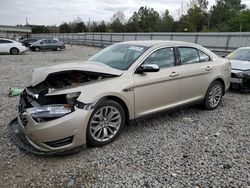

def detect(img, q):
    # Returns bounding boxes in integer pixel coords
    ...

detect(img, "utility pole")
[208,13,211,30]
[25,17,28,26]
[240,21,242,32]
[88,17,91,32]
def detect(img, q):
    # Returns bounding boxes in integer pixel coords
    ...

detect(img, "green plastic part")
[9,87,24,97]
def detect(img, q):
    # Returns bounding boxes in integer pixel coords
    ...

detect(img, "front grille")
[44,136,74,148]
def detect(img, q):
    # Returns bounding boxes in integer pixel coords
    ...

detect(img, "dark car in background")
[30,39,65,52]
[20,38,37,47]
[226,47,250,92]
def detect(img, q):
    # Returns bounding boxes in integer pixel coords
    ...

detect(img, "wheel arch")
[34,46,40,51]
[212,78,226,95]
[97,96,130,126]
[10,47,19,54]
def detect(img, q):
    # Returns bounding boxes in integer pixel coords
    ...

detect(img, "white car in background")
[0,38,27,55]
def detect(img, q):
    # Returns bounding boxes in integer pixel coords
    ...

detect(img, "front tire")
[10,48,19,55]
[204,81,223,110]
[86,100,125,147]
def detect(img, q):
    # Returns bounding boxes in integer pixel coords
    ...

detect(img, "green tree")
[229,9,250,31]
[189,0,208,11]
[110,18,124,32]
[178,17,196,32]
[95,21,107,32]
[125,6,161,32]
[178,5,206,32]
[74,22,87,33]
[109,12,125,32]
[209,0,245,31]
[136,6,161,32]
[125,11,141,32]
[31,25,50,33]
[47,25,59,33]
[59,22,70,33]
[111,11,126,24]
[90,22,98,32]
[158,10,174,32]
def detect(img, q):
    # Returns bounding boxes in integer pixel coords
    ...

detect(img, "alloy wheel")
[208,83,222,108]
[89,106,121,142]
[11,48,19,55]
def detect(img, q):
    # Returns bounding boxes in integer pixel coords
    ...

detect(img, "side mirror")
[40,42,43,44]
[136,64,160,73]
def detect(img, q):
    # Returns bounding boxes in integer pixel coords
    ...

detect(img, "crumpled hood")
[31,61,123,86]
[230,60,250,72]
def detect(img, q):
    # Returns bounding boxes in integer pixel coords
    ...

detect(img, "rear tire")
[56,46,61,51]
[86,100,125,147]
[10,48,19,55]
[34,47,40,52]
[204,81,224,110]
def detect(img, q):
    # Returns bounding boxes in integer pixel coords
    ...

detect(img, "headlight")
[23,104,73,120]
[234,71,250,78]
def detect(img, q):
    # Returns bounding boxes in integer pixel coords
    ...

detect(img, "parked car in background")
[0,38,27,55]
[30,39,65,52]
[226,47,250,92]
[20,38,37,47]
[9,41,230,155]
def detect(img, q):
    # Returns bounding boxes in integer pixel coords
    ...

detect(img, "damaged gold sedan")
[8,41,231,155]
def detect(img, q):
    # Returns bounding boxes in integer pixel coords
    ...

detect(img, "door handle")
[205,66,212,71]
[169,72,179,77]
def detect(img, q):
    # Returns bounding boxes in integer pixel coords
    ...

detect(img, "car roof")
[120,40,219,60]
[0,38,15,42]
[120,40,198,47]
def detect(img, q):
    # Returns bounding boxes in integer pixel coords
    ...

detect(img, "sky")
[0,0,250,26]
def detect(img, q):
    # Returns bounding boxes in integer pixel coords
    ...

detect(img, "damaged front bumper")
[8,118,84,156]
[8,89,93,156]
[8,107,91,156]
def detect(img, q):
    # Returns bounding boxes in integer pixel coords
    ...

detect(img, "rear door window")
[199,50,210,62]
[50,40,58,43]
[179,47,211,64]
[179,47,200,65]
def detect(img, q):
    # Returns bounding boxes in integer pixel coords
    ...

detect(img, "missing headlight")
[66,92,81,106]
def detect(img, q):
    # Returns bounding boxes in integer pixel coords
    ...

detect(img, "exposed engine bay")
[24,70,115,106]
[18,71,117,123]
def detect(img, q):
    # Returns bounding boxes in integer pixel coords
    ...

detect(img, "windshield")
[226,48,250,61]
[88,43,148,70]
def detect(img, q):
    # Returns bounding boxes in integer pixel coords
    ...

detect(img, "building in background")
[0,25,32,41]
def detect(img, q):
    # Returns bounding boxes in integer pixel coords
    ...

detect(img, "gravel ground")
[0,45,250,187]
